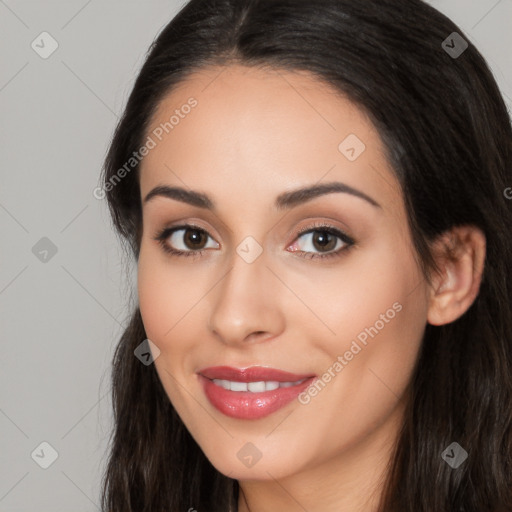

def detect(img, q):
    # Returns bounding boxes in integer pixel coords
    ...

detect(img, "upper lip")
[198,366,316,382]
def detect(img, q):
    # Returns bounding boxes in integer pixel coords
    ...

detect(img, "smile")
[211,378,308,392]
[197,366,316,420]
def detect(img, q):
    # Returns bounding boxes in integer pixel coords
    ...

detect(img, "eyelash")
[152,221,355,261]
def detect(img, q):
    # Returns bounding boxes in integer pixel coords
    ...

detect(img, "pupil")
[186,229,205,248]
[314,231,335,251]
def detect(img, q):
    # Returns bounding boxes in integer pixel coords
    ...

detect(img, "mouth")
[197,366,317,420]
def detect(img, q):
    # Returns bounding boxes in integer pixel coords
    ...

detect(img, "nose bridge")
[208,242,284,344]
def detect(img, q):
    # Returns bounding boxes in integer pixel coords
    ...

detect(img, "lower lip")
[198,374,316,420]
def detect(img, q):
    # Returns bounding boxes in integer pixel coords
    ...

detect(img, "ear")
[427,225,486,326]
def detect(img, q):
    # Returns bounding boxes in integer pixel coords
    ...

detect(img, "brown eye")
[154,224,220,256]
[183,228,209,249]
[310,231,338,252]
[288,224,355,261]
[293,228,348,254]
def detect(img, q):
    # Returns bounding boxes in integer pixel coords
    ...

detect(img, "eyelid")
[293,221,352,240]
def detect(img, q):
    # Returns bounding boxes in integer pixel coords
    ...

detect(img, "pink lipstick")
[197,366,316,420]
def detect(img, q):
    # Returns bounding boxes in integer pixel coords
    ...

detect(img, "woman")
[99,0,512,510]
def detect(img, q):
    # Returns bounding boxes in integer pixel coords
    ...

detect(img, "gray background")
[0,1,510,510]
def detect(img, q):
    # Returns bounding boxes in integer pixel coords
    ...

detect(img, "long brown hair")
[99,0,512,510]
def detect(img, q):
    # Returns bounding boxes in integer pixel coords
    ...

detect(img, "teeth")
[230,381,248,392]
[212,378,307,392]
[248,381,266,392]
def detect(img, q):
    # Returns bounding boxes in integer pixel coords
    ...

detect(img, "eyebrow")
[143,181,381,210]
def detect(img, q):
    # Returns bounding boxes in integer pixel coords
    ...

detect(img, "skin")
[136,64,486,512]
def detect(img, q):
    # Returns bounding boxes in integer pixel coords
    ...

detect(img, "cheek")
[291,273,426,466]
[137,246,202,342]
[289,244,423,345]
[137,262,171,342]
[137,250,198,412]
[298,240,427,397]
[136,246,212,405]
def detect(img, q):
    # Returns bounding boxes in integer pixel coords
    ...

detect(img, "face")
[137,64,430,482]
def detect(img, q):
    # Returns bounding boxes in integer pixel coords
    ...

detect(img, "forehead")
[139,64,402,215]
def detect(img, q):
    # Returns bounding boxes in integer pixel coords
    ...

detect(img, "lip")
[197,366,316,420]
[198,365,314,382]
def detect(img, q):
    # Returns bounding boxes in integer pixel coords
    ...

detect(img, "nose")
[208,247,285,347]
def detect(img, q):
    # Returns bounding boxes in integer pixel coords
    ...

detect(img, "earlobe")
[427,226,486,326]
